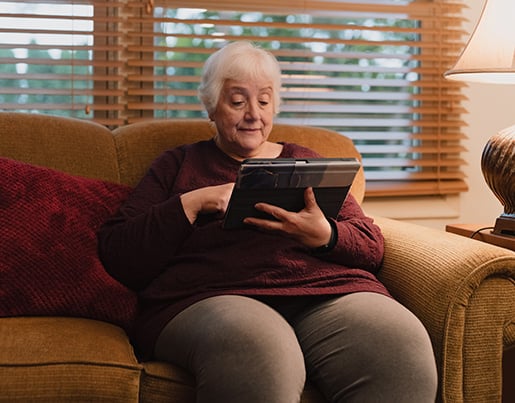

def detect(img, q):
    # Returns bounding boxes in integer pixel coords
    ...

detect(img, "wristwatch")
[311,219,338,255]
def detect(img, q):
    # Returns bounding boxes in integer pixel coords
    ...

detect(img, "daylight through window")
[0,0,468,197]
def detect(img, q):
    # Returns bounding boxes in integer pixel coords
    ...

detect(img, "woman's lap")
[154,293,437,403]
[154,295,306,403]
[292,292,438,403]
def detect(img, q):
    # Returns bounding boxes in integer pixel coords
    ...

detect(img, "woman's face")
[210,78,275,160]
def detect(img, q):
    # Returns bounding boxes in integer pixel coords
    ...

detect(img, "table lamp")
[444,0,515,236]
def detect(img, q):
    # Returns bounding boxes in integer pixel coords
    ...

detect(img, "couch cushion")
[0,112,120,183]
[0,157,137,330]
[0,317,141,402]
[140,361,195,402]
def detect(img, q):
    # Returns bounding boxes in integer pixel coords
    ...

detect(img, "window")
[0,1,125,125]
[0,0,468,197]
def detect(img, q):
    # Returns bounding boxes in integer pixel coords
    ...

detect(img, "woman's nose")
[245,101,260,120]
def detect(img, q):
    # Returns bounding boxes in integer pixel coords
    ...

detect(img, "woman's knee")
[295,292,437,403]
[155,295,306,403]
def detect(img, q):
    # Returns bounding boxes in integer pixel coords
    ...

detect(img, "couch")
[0,111,514,403]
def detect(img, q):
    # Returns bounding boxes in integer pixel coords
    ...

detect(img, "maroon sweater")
[98,139,389,359]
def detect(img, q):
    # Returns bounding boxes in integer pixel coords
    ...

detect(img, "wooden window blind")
[0,0,125,126]
[0,0,468,197]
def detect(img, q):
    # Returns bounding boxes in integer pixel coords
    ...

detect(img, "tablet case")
[223,158,360,229]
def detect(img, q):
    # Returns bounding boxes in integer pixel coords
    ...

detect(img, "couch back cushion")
[0,112,120,183]
[113,119,365,203]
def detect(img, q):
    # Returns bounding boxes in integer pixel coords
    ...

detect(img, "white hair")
[198,41,282,116]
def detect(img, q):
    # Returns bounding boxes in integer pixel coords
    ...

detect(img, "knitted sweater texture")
[98,139,388,358]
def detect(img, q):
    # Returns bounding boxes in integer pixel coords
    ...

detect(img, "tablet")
[222,158,361,229]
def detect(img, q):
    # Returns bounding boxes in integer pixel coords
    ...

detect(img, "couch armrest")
[373,216,515,403]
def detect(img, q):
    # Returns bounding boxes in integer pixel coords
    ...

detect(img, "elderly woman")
[98,41,437,403]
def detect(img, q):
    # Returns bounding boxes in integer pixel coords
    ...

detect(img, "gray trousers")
[154,292,437,403]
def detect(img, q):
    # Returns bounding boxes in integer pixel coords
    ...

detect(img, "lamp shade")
[444,0,515,84]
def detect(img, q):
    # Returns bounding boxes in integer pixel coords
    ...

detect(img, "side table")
[446,223,515,403]
[445,223,515,251]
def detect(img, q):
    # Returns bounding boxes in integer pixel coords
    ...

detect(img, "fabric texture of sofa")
[0,112,514,403]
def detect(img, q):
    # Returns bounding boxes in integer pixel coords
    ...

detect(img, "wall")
[362,0,515,231]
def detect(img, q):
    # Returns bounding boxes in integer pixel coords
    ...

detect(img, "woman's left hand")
[243,187,333,249]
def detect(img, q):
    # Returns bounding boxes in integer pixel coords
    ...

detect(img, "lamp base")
[493,213,515,236]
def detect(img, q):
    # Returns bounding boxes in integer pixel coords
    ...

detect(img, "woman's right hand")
[180,182,235,224]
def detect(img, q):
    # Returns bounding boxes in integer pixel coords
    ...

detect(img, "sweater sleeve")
[97,150,194,291]
[284,143,384,273]
[318,194,384,274]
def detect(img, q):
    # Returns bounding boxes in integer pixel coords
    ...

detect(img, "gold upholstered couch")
[0,112,514,402]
